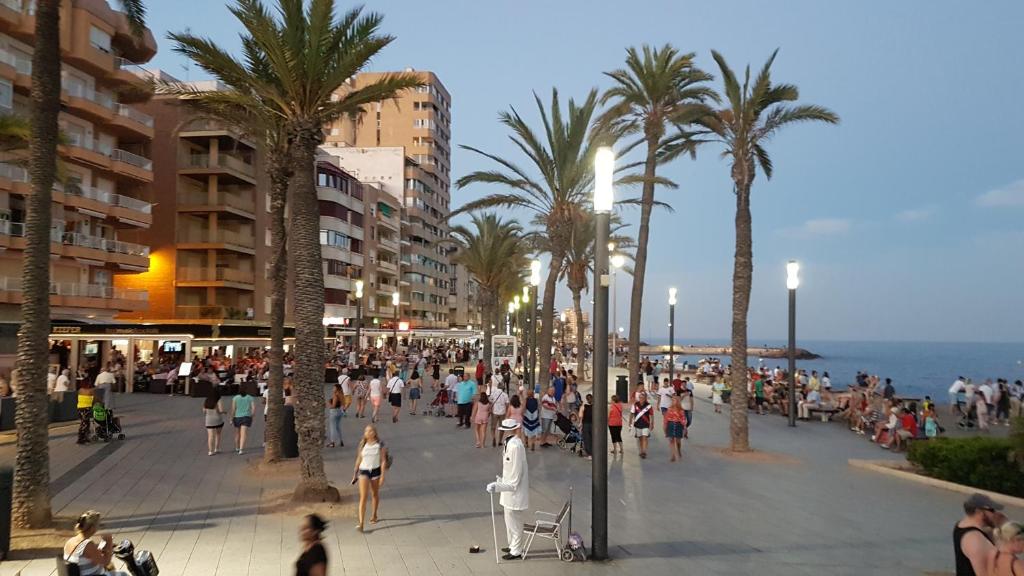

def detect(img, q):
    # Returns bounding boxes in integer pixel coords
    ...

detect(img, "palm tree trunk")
[536,253,562,392]
[263,160,289,464]
[12,0,60,529]
[480,291,495,370]
[627,139,659,390]
[571,289,584,381]
[729,183,753,452]
[289,135,338,502]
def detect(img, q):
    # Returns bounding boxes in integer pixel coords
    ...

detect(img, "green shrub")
[907,436,1024,497]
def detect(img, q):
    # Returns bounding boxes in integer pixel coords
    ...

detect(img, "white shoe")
[208,451,214,456]
[237,449,243,455]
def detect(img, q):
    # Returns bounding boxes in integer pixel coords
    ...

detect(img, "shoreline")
[637,344,820,360]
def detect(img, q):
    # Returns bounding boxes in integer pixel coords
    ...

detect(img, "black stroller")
[92,403,126,442]
[554,412,581,453]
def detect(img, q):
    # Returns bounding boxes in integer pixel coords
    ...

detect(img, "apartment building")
[325,70,453,329]
[562,307,589,347]
[0,1,156,337]
[115,75,267,325]
[448,259,481,329]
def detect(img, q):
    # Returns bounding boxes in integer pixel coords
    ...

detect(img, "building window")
[89,26,112,53]
[319,229,351,249]
[0,80,11,110]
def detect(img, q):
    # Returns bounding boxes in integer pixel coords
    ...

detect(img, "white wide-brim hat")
[497,418,520,432]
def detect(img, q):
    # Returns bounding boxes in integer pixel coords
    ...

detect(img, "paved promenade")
[2,373,1020,576]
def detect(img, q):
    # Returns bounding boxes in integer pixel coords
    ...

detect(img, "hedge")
[907,436,1024,497]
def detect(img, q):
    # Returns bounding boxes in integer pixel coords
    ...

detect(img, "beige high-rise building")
[0,1,157,357]
[325,70,452,329]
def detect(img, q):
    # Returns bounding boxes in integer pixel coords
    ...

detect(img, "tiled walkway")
[2,372,1015,575]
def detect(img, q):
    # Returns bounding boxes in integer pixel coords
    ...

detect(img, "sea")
[641,339,1024,399]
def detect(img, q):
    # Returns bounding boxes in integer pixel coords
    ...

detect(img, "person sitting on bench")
[798,388,821,420]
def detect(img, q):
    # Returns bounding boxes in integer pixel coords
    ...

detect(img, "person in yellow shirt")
[77,382,95,444]
[809,370,821,393]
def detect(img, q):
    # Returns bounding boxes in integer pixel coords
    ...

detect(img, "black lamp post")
[787,260,800,427]
[590,146,614,560]
[668,287,677,384]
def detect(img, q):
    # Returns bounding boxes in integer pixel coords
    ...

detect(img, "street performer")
[486,418,530,560]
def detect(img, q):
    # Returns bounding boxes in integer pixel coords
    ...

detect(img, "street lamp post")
[355,280,364,353]
[559,311,566,351]
[507,301,514,336]
[530,260,541,391]
[668,287,677,384]
[787,261,800,427]
[522,284,531,390]
[591,146,614,561]
[392,290,400,352]
[610,252,624,368]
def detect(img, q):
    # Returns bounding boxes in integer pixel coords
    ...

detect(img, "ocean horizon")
[634,339,1024,398]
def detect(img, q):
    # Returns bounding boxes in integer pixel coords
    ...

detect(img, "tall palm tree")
[702,49,838,451]
[598,44,717,389]
[12,0,146,530]
[456,88,600,385]
[449,213,528,367]
[163,56,294,464]
[172,0,420,501]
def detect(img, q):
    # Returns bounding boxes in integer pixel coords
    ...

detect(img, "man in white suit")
[487,418,529,560]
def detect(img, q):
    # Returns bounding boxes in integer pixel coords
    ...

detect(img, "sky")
[144,0,1024,344]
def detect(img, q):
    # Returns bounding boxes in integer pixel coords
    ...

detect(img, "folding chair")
[522,500,570,560]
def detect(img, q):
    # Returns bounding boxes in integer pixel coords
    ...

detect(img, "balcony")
[59,231,149,258]
[62,82,116,123]
[178,187,256,218]
[178,228,256,253]
[0,277,147,310]
[176,305,253,320]
[181,152,256,184]
[62,134,113,170]
[109,104,155,139]
[376,260,399,275]
[179,119,254,146]
[109,57,153,94]
[177,267,255,288]
[110,149,153,182]
[62,185,153,222]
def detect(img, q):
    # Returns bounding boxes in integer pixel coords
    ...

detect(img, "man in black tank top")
[954,493,1006,576]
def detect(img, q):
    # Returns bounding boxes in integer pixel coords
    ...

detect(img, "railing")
[177,267,255,284]
[65,185,112,204]
[218,154,255,175]
[0,276,21,292]
[0,162,27,182]
[60,232,150,257]
[111,149,152,171]
[114,193,152,214]
[180,229,255,248]
[49,282,148,301]
[377,305,395,317]
[0,0,21,12]
[116,104,153,128]
[176,305,251,320]
[12,53,30,76]
[0,48,15,68]
[63,82,116,111]
[64,133,114,156]
[0,220,23,237]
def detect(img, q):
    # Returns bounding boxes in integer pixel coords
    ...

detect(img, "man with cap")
[954,492,1006,576]
[486,418,529,560]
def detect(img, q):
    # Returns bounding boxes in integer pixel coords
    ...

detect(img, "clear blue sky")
[146,0,1024,343]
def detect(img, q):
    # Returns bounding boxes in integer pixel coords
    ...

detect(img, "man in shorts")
[386,372,404,423]
[539,387,558,447]
[630,391,653,459]
[489,379,510,447]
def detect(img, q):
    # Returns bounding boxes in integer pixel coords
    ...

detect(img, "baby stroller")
[92,403,125,442]
[428,388,449,417]
[554,412,581,453]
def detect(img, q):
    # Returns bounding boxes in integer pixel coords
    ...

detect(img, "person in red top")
[549,357,558,385]
[892,407,919,451]
[475,359,485,384]
[608,395,624,456]
[663,395,686,462]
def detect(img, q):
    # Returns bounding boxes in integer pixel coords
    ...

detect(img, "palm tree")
[598,44,717,389]
[701,49,838,451]
[456,88,601,388]
[12,0,145,530]
[449,214,528,367]
[171,0,420,501]
[163,59,294,464]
